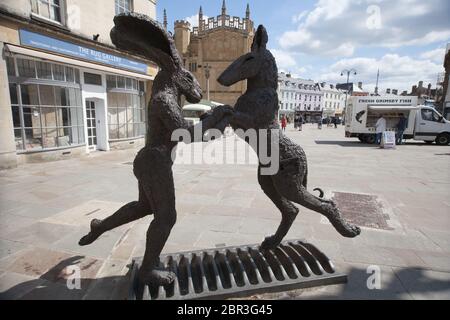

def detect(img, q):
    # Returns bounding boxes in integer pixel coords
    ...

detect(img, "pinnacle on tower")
[199,6,203,31]
[163,9,167,31]
[246,3,250,19]
[222,0,227,15]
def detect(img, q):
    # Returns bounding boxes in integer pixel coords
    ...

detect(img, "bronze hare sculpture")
[218,25,361,250]
[79,13,233,288]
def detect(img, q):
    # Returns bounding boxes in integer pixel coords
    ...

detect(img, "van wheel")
[436,133,450,146]
[366,135,376,144]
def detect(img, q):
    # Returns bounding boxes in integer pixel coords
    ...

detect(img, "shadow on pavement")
[2,257,450,300]
[315,141,376,148]
[315,140,447,148]
[295,266,450,300]
[0,256,132,300]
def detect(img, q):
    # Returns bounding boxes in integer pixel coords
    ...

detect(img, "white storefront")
[3,30,154,165]
[278,72,323,121]
[320,83,346,118]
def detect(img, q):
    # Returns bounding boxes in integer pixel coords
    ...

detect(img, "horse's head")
[217,25,278,90]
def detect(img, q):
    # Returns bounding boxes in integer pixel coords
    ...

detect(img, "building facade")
[0,0,158,169]
[320,82,345,118]
[278,72,323,122]
[172,1,254,106]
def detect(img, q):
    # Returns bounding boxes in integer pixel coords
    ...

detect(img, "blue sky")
[156,0,450,92]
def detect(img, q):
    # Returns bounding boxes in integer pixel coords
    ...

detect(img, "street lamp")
[199,63,212,101]
[341,69,357,123]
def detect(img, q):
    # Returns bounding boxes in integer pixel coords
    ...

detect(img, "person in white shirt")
[375,114,386,145]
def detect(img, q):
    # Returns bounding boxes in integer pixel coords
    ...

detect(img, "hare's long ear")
[251,25,268,52]
[110,13,182,70]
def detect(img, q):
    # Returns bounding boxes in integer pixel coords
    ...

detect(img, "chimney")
[358,82,363,89]
[419,81,424,88]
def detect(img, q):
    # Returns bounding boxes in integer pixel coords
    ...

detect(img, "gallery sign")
[19,29,148,74]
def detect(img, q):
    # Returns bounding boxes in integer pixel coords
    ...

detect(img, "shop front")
[1,28,155,167]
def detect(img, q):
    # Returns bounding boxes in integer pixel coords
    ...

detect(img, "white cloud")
[317,54,444,92]
[271,49,309,76]
[271,49,297,69]
[420,47,446,63]
[292,11,308,24]
[184,14,209,30]
[279,0,450,57]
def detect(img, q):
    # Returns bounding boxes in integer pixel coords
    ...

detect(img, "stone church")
[166,1,254,106]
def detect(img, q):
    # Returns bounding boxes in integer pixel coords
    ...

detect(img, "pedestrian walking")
[299,115,304,131]
[375,114,386,145]
[396,113,408,145]
[281,115,287,132]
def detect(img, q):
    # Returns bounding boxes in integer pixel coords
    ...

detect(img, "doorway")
[85,100,97,150]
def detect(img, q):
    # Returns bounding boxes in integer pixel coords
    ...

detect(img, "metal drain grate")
[128,240,347,300]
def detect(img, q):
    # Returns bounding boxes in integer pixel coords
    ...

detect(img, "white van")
[345,96,450,145]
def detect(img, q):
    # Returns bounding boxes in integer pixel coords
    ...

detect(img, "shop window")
[31,0,64,24]
[6,57,16,77]
[65,66,75,83]
[53,64,65,81]
[117,76,126,89]
[84,72,103,86]
[9,84,18,105]
[7,57,85,152]
[17,58,36,78]
[115,0,133,15]
[36,61,53,80]
[39,85,56,106]
[21,85,40,105]
[107,92,145,141]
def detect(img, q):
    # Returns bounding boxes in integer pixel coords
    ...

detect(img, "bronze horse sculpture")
[218,25,361,250]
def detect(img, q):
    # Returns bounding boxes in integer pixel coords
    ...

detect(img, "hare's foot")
[261,235,282,251]
[327,207,361,238]
[331,220,361,238]
[78,219,103,246]
[139,268,176,287]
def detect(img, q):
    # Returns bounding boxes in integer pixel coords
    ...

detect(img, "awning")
[368,105,419,111]
[4,44,154,80]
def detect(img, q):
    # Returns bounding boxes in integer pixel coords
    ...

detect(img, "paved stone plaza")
[0,124,449,300]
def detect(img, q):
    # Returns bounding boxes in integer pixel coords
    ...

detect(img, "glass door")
[85,100,97,150]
